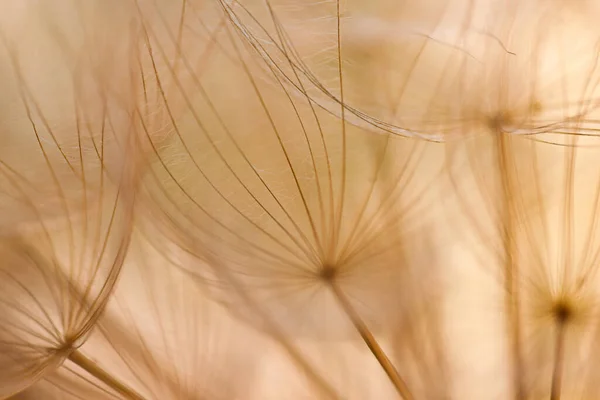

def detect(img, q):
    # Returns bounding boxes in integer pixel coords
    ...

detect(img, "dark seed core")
[319,264,336,282]
[552,301,573,324]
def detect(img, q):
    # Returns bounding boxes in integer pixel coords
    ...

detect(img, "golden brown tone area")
[3,0,600,399]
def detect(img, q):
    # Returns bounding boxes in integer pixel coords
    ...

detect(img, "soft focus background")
[3,0,600,399]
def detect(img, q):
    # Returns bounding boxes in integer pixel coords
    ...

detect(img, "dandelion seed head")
[11,0,600,398]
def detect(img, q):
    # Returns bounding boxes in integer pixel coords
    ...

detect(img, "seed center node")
[319,264,337,282]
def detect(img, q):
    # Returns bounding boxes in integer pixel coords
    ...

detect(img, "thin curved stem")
[68,349,146,400]
[495,133,525,400]
[550,321,567,400]
[329,282,414,400]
